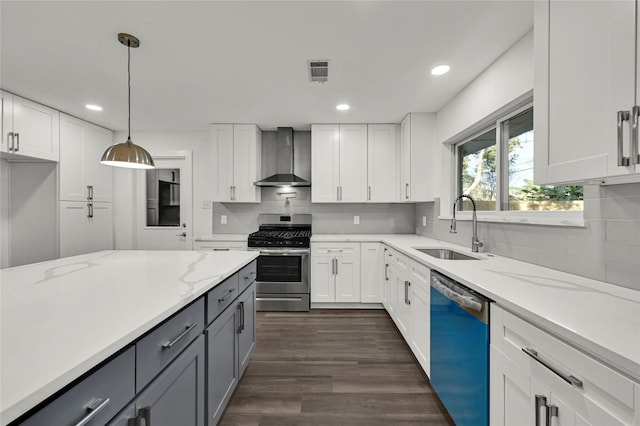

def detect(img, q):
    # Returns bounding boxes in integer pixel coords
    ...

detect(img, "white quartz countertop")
[0,250,258,425]
[313,234,640,383]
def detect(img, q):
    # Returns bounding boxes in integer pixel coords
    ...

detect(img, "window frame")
[451,101,585,227]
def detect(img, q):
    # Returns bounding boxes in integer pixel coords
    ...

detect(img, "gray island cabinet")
[1,251,258,426]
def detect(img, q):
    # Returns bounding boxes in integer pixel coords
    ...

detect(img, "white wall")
[434,29,534,215]
[419,28,640,291]
[112,131,212,249]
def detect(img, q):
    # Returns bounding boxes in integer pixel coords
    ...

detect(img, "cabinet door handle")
[213,248,230,251]
[7,132,14,152]
[87,203,94,218]
[523,348,583,388]
[368,186,371,201]
[405,183,409,200]
[384,263,389,281]
[87,185,94,201]
[74,398,111,426]
[404,280,411,305]
[240,301,245,331]
[617,110,631,166]
[218,288,235,302]
[547,404,559,426]
[14,132,19,152]
[534,394,547,426]
[631,105,639,165]
[162,323,197,349]
[336,186,340,201]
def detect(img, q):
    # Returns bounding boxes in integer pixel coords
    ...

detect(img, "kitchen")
[1,1,640,426]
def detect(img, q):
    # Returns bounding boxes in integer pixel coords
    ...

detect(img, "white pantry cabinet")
[311,124,368,202]
[211,124,261,202]
[367,124,399,202]
[1,91,59,162]
[59,113,113,202]
[400,113,435,201]
[534,0,640,184]
[490,305,639,426]
[360,242,384,303]
[311,242,361,303]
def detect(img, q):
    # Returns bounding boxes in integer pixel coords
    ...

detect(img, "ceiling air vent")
[308,60,329,83]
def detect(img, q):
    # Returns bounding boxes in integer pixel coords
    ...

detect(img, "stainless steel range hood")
[254,127,311,187]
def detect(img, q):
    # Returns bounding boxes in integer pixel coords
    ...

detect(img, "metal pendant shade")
[100,33,155,169]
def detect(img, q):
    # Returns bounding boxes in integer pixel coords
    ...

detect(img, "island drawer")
[21,346,135,426]
[207,273,239,324]
[238,260,257,293]
[136,298,205,392]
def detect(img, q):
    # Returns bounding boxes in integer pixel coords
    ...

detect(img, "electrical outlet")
[422,216,427,227]
[202,200,212,209]
[221,215,227,225]
[354,215,360,225]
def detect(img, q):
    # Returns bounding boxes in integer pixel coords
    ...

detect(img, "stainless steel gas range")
[248,214,311,311]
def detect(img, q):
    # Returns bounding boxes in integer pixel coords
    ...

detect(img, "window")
[455,105,583,215]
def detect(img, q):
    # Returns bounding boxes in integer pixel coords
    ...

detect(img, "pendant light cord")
[127,41,131,140]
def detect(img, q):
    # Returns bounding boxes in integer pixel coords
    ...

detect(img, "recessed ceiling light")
[85,104,103,111]
[336,104,350,111]
[431,65,450,76]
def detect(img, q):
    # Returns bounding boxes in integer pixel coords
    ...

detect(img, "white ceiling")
[0,1,533,132]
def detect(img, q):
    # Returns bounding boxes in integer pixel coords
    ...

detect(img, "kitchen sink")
[413,248,481,260]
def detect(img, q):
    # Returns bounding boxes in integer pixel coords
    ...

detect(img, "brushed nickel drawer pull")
[523,348,583,388]
[75,398,111,426]
[218,288,235,302]
[162,323,197,349]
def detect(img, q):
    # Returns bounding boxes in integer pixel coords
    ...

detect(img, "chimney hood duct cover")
[254,127,310,187]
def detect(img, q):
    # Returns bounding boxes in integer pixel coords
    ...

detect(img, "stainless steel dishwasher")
[430,270,491,426]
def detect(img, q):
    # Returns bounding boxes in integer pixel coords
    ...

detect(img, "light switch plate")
[202,200,212,209]
[354,215,360,225]
[221,215,227,225]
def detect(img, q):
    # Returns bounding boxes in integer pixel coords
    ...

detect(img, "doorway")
[135,151,193,250]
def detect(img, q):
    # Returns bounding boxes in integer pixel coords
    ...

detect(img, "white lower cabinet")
[311,243,361,303]
[59,201,113,258]
[383,245,430,377]
[490,305,638,426]
[360,242,383,303]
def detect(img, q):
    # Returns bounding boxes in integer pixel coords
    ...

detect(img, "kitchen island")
[0,250,258,425]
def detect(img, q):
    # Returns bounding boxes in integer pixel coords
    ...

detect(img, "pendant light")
[101,33,155,169]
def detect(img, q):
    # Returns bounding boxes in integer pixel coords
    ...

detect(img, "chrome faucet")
[450,195,483,253]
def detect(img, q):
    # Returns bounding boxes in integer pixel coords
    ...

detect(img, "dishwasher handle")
[431,275,483,313]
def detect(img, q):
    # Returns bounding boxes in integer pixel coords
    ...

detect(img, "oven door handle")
[251,249,310,255]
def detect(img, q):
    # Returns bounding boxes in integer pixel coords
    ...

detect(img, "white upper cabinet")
[59,114,113,202]
[211,124,261,203]
[1,91,59,162]
[367,124,399,202]
[534,0,640,184]
[311,124,367,203]
[399,113,435,202]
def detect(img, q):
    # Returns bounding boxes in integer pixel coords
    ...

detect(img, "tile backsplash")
[212,188,415,235]
[415,183,640,291]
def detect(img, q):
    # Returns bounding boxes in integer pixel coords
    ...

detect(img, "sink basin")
[413,248,480,260]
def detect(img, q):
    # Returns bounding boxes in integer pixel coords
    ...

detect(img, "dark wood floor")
[219,309,455,425]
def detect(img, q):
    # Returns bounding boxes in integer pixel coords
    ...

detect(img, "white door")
[310,255,335,303]
[135,151,193,250]
[360,242,383,303]
[12,95,59,161]
[335,255,360,302]
[367,124,399,202]
[311,124,339,202]
[338,124,368,202]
